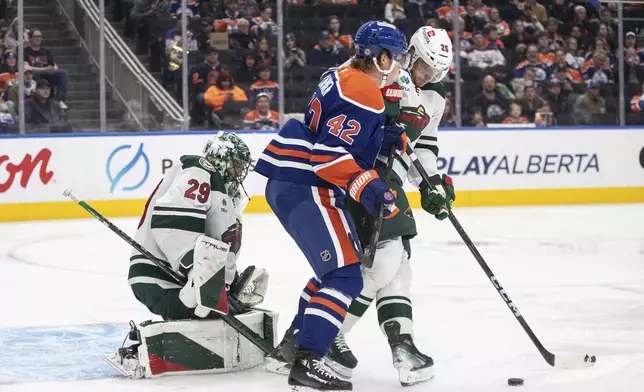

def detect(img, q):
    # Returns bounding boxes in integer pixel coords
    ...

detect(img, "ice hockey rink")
[1,204,644,392]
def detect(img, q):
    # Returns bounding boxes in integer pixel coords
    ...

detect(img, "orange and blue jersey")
[581,59,615,83]
[436,5,465,21]
[486,39,505,51]
[515,59,553,82]
[631,95,643,112]
[255,65,385,194]
[170,0,199,16]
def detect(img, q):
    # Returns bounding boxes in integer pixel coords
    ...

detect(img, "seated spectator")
[284,33,306,69]
[230,18,254,51]
[466,31,505,69]
[425,18,439,28]
[4,68,36,105]
[24,79,73,132]
[490,65,515,101]
[516,2,544,38]
[249,65,279,101]
[585,37,616,68]
[250,4,277,37]
[199,0,222,20]
[469,106,486,127]
[573,80,606,125]
[237,0,259,19]
[626,31,640,52]
[0,51,18,94]
[328,16,353,51]
[471,74,509,121]
[536,31,556,61]
[595,23,615,52]
[485,25,504,51]
[385,0,406,24]
[548,0,566,23]
[488,7,510,37]
[215,1,242,32]
[253,36,274,66]
[630,81,644,113]
[624,48,644,85]
[449,18,473,54]
[515,0,547,24]
[464,4,486,33]
[189,47,223,97]
[564,2,599,25]
[436,0,465,24]
[243,92,279,130]
[503,20,536,52]
[519,82,547,120]
[170,0,200,20]
[502,102,530,124]
[565,5,591,43]
[470,0,491,22]
[405,0,433,20]
[3,17,28,52]
[441,97,457,127]
[564,36,585,69]
[581,49,615,84]
[552,65,583,93]
[600,6,618,35]
[545,17,564,50]
[554,49,583,83]
[309,31,348,68]
[235,52,258,84]
[0,98,15,133]
[511,66,536,99]
[544,78,573,120]
[515,44,552,82]
[24,30,68,109]
[204,70,248,113]
[567,25,589,53]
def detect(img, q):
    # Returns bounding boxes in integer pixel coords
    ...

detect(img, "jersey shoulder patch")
[335,67,385,113]
[382,84,403,102]
[180,155,227,194]
[420,82,446,98]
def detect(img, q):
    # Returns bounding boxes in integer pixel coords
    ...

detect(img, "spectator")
[425,19,439,28]
[515,44,552,82]
[564,36,585,69]
[470,0,491,22]
[236,0,259,19]
[405,0,433,20]
[582,49,615,84]
[536,31,556,62]
[585,37,616,67]
[517,2,544,38]
[490,66,515,101]
[472,74,509,121]
[283,33,307,69]
[552,64,582,93]
[554,49,583,83]
[250,4,277,37]
[0,51,18,94]
[489,7,510,37]
[502,102,530,124]
[249,65,279,101]
[170,0,200,19]
[564,1,599,25]
[328,16,353,51]
[24,30,68,109]
[384,0,406,23]
[24,79,72,132]
[544,78,573,120]
[502,20,536,52]
[243,92,279,130]
[0,97,15,133]
[469,107,486,127]
[3,17,27,52]
[214,1,242,32]
[436,0,465,24]
[189,47,223,97]
[516,0,547,24]
[625,48,644,85]
[230,18,254,51]
[547,0,566,21]
[463,4,486,33]
[235,52,258,84]
[545,17,564,50]
[466,31,505,69]
[600,7,618,35]
[253,36,274,66]
[5,68,36,105]
[128,0,171,55]
[511,66,536,99]
[485,25,504,51]
[566,5,591,42]
[164,20,198,96]
[309,31,348,68]
[595,23,615,52]
[625,31,639,52]
[629,81,644,113]
[204,70,248,113]
[199,0,222,20]
[449,18,473,54]
[519,82,547,120]
[573,80,605,125]
[441,97,457,127]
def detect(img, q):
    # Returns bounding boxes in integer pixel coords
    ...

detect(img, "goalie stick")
[63,189,276,356]
[404,145,596,369]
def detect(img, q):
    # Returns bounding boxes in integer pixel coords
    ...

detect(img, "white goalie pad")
[105,310,279,378]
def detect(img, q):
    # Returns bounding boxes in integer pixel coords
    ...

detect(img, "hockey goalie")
[104,132,277,379]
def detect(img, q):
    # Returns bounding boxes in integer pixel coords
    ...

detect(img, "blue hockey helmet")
[354,21,408,62]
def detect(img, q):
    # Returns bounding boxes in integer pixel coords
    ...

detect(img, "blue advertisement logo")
[106,143,150,193]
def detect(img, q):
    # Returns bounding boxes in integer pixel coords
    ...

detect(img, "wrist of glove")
[348,170,398,218]
[420,174,455,221]
[379,123,408,156]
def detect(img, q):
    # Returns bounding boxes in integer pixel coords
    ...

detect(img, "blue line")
[1,126,643,139]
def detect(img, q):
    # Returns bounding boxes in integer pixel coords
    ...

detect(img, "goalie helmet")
[203,132,252,198]
[403,27,453,84]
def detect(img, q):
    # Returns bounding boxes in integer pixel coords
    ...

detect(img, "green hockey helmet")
[203,132,252,197]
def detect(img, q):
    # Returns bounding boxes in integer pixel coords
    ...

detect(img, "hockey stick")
[363,145,397,268]
[404,146,596,369]
[63,189,276,356]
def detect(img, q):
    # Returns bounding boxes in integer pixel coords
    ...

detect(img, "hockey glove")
[379,123,408,156]
[420,174,455,221]
[348,170,398,218]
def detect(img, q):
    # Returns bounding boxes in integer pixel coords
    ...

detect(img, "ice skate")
[265,326,298,375]
[288,348,352,391]
[324,331,357,379]
[384,321,434,387]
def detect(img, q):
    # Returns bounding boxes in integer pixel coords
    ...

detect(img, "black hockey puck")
[508,378,524,386]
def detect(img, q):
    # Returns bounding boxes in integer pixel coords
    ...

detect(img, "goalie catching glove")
[420,174,455,220]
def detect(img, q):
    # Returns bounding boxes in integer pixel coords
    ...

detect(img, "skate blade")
[103,353,143,379]
[398,365,434,387]
[265,358,291,376]
[323,358,353,380]
[290,384,351,392]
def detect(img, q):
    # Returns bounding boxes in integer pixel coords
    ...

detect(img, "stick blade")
[554,354,597,369]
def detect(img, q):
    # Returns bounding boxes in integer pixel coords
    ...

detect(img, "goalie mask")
[203,132,252,198]
[403,27,453,86]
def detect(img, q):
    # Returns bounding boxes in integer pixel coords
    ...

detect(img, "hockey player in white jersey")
[268,26,455,387]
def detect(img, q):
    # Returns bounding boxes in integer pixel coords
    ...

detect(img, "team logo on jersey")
[320,250,332,262]
[106,143,149,193]
[382,85,403,102]
[398,105,430,136]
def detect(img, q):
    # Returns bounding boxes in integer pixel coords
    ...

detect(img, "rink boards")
[1,127,643,222]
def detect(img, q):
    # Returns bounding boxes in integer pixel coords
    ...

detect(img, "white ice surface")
[1,204,644,391]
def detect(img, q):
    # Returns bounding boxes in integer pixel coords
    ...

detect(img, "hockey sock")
[290,277,321,331]
[342,294,374,333]
[376,295,413,337]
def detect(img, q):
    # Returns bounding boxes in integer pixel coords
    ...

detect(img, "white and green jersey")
[128,155,242,290]
[380,69,446,186]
